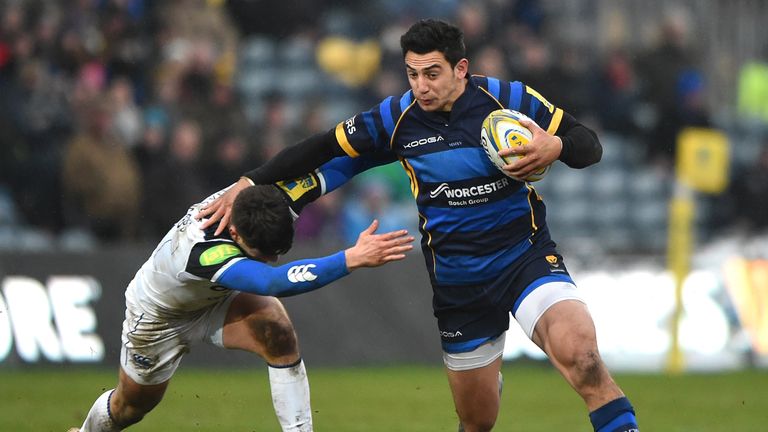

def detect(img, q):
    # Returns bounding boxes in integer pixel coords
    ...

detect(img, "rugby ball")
[480,109,550,182]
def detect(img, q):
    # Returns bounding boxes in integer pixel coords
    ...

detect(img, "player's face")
[405,51,468,112]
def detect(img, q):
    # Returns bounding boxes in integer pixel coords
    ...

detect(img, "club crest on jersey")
[277,174,318,201]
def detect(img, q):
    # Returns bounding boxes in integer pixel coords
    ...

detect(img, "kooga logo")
[404,135,444,148]
[429,178,510,199]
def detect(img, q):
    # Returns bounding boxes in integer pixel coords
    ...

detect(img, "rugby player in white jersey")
[69,184,413,432]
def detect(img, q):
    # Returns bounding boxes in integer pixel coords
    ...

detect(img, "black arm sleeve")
[243,128,346,184]
[556,112,603,169]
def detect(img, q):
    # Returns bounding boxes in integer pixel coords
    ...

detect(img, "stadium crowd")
[0,0,766,251]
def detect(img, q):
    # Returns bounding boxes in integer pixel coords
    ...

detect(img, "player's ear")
[454,58,469,79]
[228,225,239,241]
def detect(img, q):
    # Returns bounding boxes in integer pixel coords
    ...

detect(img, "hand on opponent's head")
[196,177,254,235]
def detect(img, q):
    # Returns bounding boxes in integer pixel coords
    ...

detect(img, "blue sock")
[589,397,639,432]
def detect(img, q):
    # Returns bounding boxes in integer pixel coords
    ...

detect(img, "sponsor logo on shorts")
[131,353,156,369]
[439,330,463,338]
[287,264,318,283]
[546,255,566,273]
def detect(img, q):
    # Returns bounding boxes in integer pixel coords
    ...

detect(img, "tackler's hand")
[196,177,253,236]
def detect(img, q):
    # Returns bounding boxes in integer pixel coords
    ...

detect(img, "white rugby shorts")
[120,292,237,385]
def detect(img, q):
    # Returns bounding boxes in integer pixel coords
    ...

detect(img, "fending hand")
[344,220,415,270]
[196,177,253,235]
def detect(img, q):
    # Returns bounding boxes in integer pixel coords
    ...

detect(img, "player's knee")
[245,313,298,358]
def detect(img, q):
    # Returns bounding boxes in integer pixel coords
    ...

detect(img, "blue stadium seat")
[240,36,276,68]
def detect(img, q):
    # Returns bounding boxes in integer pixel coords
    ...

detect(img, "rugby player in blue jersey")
[199,19,639,432]
[69,185,413,432]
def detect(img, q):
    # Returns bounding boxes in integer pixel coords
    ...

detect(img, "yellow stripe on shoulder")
[546,108,564,135]
[335,122,360,157]
[525,86,555,113]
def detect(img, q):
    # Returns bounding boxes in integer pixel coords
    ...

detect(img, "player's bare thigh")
[221,293,300,364]
[530,299,597,359]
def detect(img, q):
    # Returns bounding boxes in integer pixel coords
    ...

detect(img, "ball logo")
[287,264,318,283]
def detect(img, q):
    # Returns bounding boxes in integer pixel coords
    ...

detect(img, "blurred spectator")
[736,46,768,127]
[109,75,143,148]
[511,36,556,100]
[254,91,293,161]
[729,144,768,233]
[62,97,141,241]
[593,46,641,135]
[340,177,415,245]
[455,2,490,59]
[3,59,73,233]
[473,45,509,78]
[202,80,250,154]
[635,8,702,168]
[547,43,595,120]
[205,133,255,191]
[141,119,208,237]
[224,0,329,37]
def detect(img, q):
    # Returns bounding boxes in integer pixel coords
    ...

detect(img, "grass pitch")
[1,364,766,431]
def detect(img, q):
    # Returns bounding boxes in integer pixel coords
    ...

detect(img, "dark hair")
[231,185,293,256]
[400,19,466,67]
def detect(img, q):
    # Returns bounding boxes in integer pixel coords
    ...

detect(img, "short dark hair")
[400,19,466,67]
[231,185,293,256]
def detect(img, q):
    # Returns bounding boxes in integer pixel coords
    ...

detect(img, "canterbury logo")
[287,264,318,283]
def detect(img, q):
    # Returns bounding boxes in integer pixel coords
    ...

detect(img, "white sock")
[268,359,313,432]
[80,389,120,432]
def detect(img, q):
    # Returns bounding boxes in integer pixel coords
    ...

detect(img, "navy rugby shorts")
[434,236,574,353]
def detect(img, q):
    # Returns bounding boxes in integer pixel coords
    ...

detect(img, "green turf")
[1,364,766,431]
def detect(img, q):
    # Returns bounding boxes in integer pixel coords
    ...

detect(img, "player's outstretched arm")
[198,152,397,236]
[215,220,413,297]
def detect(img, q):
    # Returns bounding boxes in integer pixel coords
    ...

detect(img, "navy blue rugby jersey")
[333,76,565,286]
